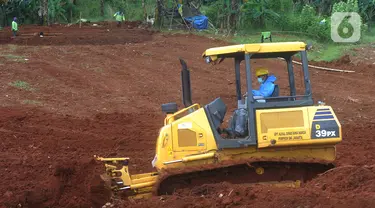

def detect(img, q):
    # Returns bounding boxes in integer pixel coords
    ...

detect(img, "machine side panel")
[256,107,310,148]
[310,108,341,139]
[256,106,342,148]
[170,108,218,152]
[153,108,218,170]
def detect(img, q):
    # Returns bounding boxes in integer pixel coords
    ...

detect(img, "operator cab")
[201,42,313,148]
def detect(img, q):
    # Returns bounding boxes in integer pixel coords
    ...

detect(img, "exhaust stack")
[179,58,193,107]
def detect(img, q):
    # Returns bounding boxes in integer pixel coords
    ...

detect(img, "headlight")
[205,56,211,64]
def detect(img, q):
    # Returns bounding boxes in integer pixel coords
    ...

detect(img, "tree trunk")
[259,15,265,28]
[43,0,49,26]
[368,9,375,32]
[47,0,49,26]
[41,0,46,26]
[227,13,230,33]
[223,0,229,31]
[155,0,163,28]
[142,0,147,21]
[0,5,5,27]
[229,0,238,34]
[100,0,104,17]
[259,7,265,27]
[70,0,73,23]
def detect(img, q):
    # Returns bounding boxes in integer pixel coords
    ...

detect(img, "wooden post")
[42,0,48,26]
[79,12,82,28]
[100,0,105,17]
[46,0,49,26]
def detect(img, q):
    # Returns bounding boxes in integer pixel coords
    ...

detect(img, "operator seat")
[205,98,227,132]
[271,85,280,97]
[266,84,280,102]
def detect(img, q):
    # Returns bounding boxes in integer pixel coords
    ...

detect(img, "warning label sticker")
[273,131,306,141]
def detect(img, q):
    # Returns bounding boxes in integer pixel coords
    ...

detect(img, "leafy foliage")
[333,0,359,12]
[359,0,375,29]
[240,0,280,28]
[203,1,225,28]
[1,0,32,26]
[49,0,68,23]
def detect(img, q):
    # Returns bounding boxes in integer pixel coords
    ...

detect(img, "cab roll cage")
[180,49,314,148]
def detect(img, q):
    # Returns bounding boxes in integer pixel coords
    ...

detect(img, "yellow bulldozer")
[95,41,342,199]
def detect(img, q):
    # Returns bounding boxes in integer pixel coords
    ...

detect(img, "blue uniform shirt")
[252,75,277,97]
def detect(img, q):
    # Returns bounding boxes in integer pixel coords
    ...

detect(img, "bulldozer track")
[152,157,334,196]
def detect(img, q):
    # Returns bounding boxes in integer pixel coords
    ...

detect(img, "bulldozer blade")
[100,173,112,188]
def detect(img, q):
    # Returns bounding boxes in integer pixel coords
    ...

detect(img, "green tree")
[359,0,375,29]
[48,0,68,23]
[332,0,359,13]
[1,0,31,26]
[240,0,280,28]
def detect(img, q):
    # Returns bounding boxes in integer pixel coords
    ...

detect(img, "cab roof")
[202,42,307,59]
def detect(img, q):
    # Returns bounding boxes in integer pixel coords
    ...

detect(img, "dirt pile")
[120,165,375,208]
[312,165,375,193]
[0,107,158,208]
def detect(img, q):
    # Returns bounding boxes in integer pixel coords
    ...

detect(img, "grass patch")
[9,80,35,91]
[22,100,42,105]
[232,33,349,62]
[310,44,356,61]
[8,44,18,51]
[160,29,373,62]
[233,32,375,61]
[81,64,104,73]
[361,35,375,45]
[362,28,375,44]
[0,54,27,63]
[92,67,104,73]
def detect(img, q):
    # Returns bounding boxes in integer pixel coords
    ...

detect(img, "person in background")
[12,17,18,38]
[113,10,125,27]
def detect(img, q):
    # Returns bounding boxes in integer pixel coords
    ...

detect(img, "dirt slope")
[0,22,374,208]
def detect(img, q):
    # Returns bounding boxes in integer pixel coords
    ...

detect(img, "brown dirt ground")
[0,22,375,208]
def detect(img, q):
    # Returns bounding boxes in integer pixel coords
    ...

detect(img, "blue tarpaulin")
[184,15,208,30]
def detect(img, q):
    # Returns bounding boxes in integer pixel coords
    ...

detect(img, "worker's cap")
[255,67,269,77]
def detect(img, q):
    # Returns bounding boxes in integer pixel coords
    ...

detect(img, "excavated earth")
[0,22,375,208]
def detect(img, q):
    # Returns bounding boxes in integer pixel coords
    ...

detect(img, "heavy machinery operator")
[253,67,277,98]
